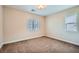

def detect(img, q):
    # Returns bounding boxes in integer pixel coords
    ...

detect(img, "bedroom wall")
[0,6,3,48]
[3,6,79,46]
[4,7,45,44]
[46,6,79,45]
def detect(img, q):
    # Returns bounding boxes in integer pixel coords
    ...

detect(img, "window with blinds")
[27,19,40,32]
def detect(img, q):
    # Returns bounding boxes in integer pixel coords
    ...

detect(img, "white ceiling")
[5,5,77,16]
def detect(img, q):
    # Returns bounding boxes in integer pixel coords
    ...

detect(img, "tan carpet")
[0,36,79,53]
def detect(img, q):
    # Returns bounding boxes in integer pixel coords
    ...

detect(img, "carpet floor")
[0,36,79,53]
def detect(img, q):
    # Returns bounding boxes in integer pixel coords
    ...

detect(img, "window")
[65,14,78,32]
[27,19,40,32]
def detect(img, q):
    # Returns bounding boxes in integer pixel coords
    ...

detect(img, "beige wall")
[0,6,3,48]
[46,6,79,45]
[4,7,45,44]
[3,6,79,46]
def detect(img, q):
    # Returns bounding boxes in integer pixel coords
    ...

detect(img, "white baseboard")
[3,34,79,46]
[4,35,44,44]
[46,35,79,46]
